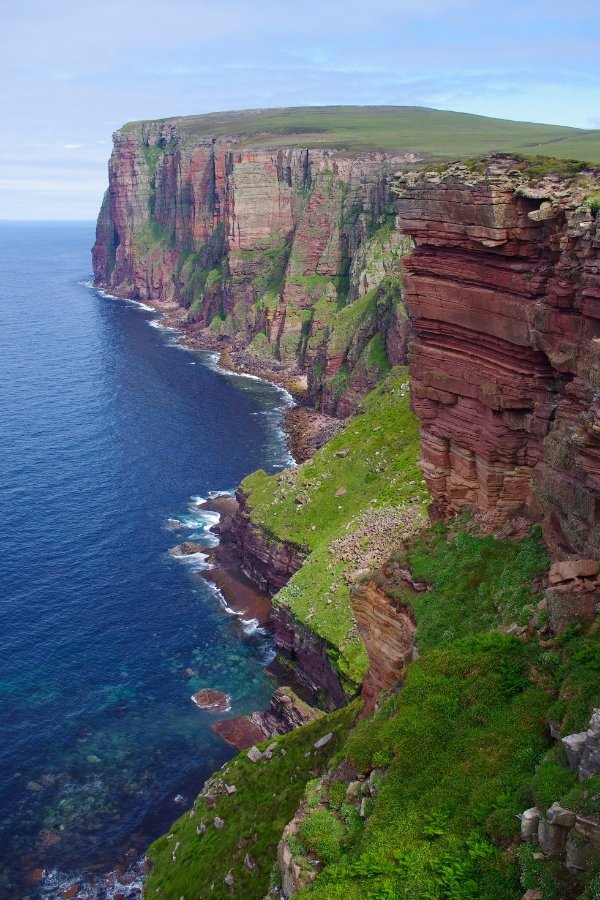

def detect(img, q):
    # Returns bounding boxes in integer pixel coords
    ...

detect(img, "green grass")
[145,701,360,899]
[404,524,549,651]
[121,106,600,164]
[241,369,428,686]
[297,633,554,899]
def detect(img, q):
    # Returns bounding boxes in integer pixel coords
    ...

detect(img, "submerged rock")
[170,541,205,557]
[191,689,230,713]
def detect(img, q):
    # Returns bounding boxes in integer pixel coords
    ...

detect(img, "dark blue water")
[0,223,291,897]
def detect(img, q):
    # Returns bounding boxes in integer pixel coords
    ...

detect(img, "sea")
[0,222,293,898]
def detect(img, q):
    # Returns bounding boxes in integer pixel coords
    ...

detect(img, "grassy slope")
[299,633,552,900]
[290,530,600,900]
[241,368,429,687]
[122,105,600,164]
[145,702,360,899]
[145,501,600,898]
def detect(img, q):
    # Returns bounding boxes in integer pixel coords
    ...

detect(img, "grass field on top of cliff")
[241,368,429,687]
[122,106,600,163]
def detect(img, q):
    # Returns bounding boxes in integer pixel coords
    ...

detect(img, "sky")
[2,0,600,220]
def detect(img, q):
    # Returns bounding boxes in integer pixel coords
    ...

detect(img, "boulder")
[575,814,600,850]
[247,746,263,763]
[191,689,230,713]
[566,839,588,872]
[562,731,588,772]
[313,732,333,751]
[548,560,599,584]
[547,802,576,829]
[520,807,541,842]
[546,586,599,633]
[579,708,600,780]
[169,541,205,556]
[538,819,568,857]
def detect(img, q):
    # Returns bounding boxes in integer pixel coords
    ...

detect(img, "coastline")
[92,282,343,725]
[46,283,320,899]
[92,284,343,464]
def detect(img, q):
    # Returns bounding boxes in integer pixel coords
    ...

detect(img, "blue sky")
[2,0,600,220]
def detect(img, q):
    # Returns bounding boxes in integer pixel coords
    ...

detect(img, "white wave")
[171,550,211,572]
[207,488,236,499]
[204,582,244,616]
[199,510,220,526]
[82,280,157,313]
[241,617,266,636]
[190,495,207,505]
[40,865,143,900]
[148,319,174,331]
[199,349,295,407]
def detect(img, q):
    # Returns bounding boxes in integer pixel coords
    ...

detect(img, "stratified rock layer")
[395,158,600,557]
[353,579,416,715]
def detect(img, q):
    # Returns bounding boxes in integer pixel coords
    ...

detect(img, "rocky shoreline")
[103,289,344,465]
[97,285,348,728]
[178,491,343,746]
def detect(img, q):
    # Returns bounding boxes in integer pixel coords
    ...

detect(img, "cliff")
[395,157,600,558]
[93,119,412,414]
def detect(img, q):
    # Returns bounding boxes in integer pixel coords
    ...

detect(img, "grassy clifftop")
[241,368,429,687]
[122,105,600,163]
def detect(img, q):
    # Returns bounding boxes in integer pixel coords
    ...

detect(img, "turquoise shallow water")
[0,223,292,897]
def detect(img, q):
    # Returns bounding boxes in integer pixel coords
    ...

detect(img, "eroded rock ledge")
[395,156,600,557]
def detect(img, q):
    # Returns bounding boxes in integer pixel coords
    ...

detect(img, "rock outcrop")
[229,489,306,595]
[352,579,417,715]
[227,490,349,709]
[93,119,413,415]
[545,558,600,631]
[212,687,323,751]
[395,157,600,557]
[269,604,349,710]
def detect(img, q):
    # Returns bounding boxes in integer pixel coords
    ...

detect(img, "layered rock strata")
[395,158,600,557]
[228,491,348,708]
[229,489,306,595]
[352,578,417,715]
[212,687,322,751]
[93,120,413,414]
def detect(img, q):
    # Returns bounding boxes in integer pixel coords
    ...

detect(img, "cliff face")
[93,121,412,414]
[229,489,306,595]
[395,159,600,557]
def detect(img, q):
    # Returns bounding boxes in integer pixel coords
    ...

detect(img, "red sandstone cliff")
[93,119,413,414]
[395,157,600,557]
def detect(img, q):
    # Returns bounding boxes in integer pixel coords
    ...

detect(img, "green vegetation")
[133,220,170,255]
[142,143,163,179]
[177,224,226,313]
[506,153,594,179]
[241,368,428,686]
[145,702,360,899]
[122,106,600,164]
[298,633,552,899]
[288,552,600,898]
[404,524,549,651]
[146,416,600,899]
[588,193,600,216]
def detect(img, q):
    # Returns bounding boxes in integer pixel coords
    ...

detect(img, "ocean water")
[0,223,292,897]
